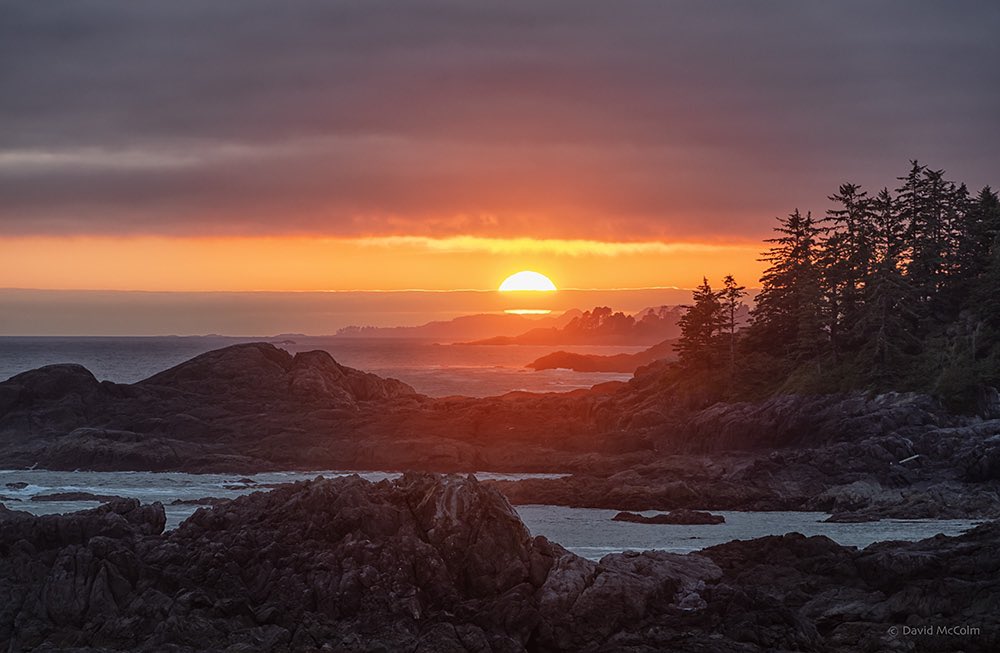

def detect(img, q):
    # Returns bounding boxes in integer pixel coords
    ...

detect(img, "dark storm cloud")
[1,0,998,239]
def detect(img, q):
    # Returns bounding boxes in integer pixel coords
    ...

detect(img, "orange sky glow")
[0,235,765,293]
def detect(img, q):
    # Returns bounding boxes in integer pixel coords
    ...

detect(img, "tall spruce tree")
[720,274,747,387]
[897,162,965,327]
[821,183,874,359]
[675,277,724,368]
[750,209,825,362]
[851,187,919,384]
[955,186,1000,311]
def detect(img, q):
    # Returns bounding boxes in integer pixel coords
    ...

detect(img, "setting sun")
[498,271,557,292]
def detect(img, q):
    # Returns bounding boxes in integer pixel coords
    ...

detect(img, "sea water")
[1,470,981,560]
[0,469,565,529]
[0,336,639,397]
[514,505,982,559]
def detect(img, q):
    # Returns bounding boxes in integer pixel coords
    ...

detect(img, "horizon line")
[0,284,762,294]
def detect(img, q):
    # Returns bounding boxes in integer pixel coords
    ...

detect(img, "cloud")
[1,0,998,240]
[359,235,759,257]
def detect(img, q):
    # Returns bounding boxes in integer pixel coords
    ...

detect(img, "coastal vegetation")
[673,161,1000,410]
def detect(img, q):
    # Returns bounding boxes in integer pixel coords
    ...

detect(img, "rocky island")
[525,339,677,373]
[612,509,726,525]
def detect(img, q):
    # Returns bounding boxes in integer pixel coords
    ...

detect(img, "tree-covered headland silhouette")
[673,161,1000,412]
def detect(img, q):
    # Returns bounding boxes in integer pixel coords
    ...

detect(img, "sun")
[498,270,557,292]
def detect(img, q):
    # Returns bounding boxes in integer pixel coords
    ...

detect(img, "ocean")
[0,335,640,397]
[0,470,980,560]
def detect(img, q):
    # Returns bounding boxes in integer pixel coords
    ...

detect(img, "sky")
[1,1,999,333]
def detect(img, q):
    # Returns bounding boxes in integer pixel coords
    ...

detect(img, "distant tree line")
[563,305,682,340]
[674,161,1000,410]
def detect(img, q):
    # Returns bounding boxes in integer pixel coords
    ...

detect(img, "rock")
[39,428,200,471]
[30,491,127,503]
[1,473,996,652]
[169,497,229,506]
[0,474,1000,652]
[0,343,612,473]
[977,386,1000,419]
[526,339,677,373]
[676,391,951,451]
[5,482,28,489]
[958,432,1000,481]
[492,424,1000,519]
[0,498,165,549]
[613,509,725,525]
[823,513,880,523]
[0,363,104,403]
[140,343,417,405]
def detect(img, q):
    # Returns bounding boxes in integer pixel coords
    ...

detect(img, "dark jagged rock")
[671,391,953,451]
[5,482,28,489]
[824,512,880,523]
[169,497,229,506]
[492,421,1000,519]
[703,524,1000,652]
[1,474,996,652]
[31,491,128,503]
[613,509,725,525]
[40,427,202,471]
[221,477,260,489]
[0,474,722,652]
[0,498,165,550]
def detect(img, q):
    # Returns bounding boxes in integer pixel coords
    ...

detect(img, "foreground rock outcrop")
[1,474,996,652]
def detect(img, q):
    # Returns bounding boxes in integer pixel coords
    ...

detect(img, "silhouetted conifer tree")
[720,274,747,388]
[897,162,964,327]
[955,186,1000,313]
[750,209,825,362]
[675,277,724,367]
[852,189,919,383]
[821,183,874,359]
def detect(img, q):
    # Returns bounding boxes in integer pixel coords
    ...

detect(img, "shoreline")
[2,343,999,523]
[2,473,997,651]
[4,467,996,528]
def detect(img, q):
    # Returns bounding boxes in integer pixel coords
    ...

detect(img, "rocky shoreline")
[2,343,999,522]
[1,473,996,652]
[488,445,1000,521]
